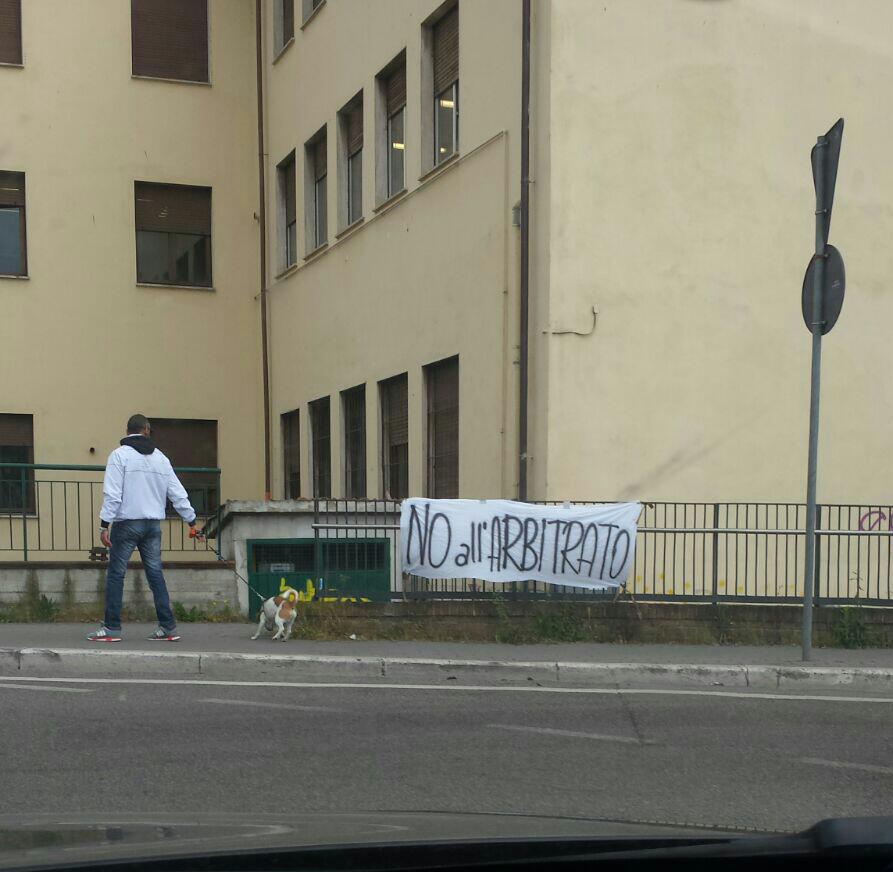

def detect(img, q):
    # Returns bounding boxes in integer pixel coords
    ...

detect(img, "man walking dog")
[88,414,202,642]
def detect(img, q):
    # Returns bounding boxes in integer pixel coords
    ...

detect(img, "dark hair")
[127,414,150,435]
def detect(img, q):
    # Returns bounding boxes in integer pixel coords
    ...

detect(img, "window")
[131,0,208,84]
[0,171,26,276]
[0,414,33,514]
[277,152,297,269]
[305,131,327,252]
[281,409,300,500]
[425,356,459,498]
[378,54,406,199]
[135,182,212,287]
[0,0,22,66]
[342,385,366,499]
[275,0,294,53]
[149,418,218,516]
[433,6,459,165]
[380,374,408,500]
[309,397,331,498]
[301,0,324,24]
[339,95,363,229]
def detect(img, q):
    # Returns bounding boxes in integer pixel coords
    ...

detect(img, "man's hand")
[100,529,112,549]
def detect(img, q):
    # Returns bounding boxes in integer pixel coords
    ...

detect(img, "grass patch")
[832,606,874,649]
[0,597,246,624]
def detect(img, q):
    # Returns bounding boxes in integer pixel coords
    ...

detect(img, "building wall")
[542,0,893,503]
[263,0,522,500]
[0,1,264,508]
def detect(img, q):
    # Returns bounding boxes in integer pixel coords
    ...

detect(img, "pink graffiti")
[858,509,893,531]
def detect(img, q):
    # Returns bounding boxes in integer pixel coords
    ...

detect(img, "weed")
[533,608,584,642]
[832,606,872,649]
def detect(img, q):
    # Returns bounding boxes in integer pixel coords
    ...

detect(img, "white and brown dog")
[251,588,299,641]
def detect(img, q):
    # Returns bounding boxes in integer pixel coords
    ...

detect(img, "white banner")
[401,498,641,589]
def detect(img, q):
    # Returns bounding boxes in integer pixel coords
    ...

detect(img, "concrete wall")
[217,499,401,613]
[0,563,238,611]
[539,0,893,503]
[262,0,522,500]
[0,0,264,501]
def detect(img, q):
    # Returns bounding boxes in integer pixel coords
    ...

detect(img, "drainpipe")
[255,0,272,501]
[518,0,531,502]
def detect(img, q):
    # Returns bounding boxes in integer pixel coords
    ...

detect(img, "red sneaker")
[86,627,122,642]
[148,628,181,642]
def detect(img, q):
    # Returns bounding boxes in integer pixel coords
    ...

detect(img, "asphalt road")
[1,674,891,834]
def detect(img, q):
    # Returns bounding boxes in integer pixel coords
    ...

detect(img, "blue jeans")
[104,520,176,634]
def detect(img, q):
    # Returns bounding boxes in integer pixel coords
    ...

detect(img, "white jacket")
[99,442,196,525]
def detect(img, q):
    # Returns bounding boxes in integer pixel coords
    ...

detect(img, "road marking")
[800,757,893,776]
[4,676,893,704]
[200,698,342,713]
[0,683,92,694]
[489,724,647,744]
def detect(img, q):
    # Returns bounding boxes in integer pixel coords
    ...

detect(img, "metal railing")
[0,463,221,560]
[312,499,893,605]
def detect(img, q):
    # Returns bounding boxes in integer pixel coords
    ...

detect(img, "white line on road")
[0,683,92,693]
[800,757,893,776]
[200,698,342,713]
[489,724,646,744]
[4,676,893,703]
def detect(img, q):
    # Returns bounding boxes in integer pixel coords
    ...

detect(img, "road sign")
[802,244,845,335]
[801,119,844,663]
[812,118,844,246]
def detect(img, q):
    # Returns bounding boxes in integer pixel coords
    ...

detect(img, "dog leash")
[210,546,270,602]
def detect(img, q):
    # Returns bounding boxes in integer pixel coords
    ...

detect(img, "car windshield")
[1,0,891,863]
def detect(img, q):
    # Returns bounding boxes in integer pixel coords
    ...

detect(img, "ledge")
[136,282,215,292]
[0,273,28,281]
[300,0,327,30]
[274,262,300,281]
[335,217,365,239]
[303,242,329,262]
[272,36,295,64]
[131,74,211,87]
[419,151,460,183]
[373,188,408,214]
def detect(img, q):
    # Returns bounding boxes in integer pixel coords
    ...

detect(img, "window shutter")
[310,397,331,499]
[131,0,208,83]
[282,0,294,45]
[135,182,211,235]
[386,65,406,117]
[347,102,363,156]
[284,158,296,225]
[384,377,408,448]
[0,413,32,447]
[314,137,327,181]
[281,409,300,499]
[0,170,24,207]
[433,6,458,96]
[0,0,21,65]
[427,357,459,498]
[150,418,217,469]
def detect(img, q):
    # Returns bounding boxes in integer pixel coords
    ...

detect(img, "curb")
[1,647,893,691]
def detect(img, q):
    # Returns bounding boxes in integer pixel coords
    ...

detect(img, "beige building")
[2,0,892,560]
[0,0,263,557]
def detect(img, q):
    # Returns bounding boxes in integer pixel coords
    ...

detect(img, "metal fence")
[0,463,221,560]
[312,499,893,605]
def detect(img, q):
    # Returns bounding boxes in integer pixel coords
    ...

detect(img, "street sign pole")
[800,118,843,662]
[801,136,826,662]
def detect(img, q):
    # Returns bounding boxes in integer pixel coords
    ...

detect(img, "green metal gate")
[247,537,391,619]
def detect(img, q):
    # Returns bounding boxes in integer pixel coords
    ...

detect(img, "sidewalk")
[1,623,892,667]
[2,623,893,692]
